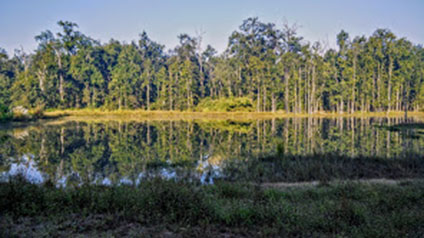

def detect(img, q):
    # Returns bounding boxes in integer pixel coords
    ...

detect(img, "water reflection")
[0,117,423,185]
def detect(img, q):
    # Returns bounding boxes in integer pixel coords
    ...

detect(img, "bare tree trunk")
[294,68,298,113]
[37,64,47,93]
[169,71,174,110]
[305,65,309,114]
[54,48,65,104]
[237,65,242,97]
[147,83,150,110]
[372,71,376,111]
[377,62,381,111]
[396,89,400,111]
[124,91,128,108]
[403,84,408,121]
[284,67,289,113]
[311,63,316,113]
[298,68,302,113]
[187,80,190,110]
[388,57,393,112]
[347,99,351,115]
[256,80,261,112]
[197,31,205,98]
[59,67,64,102]
[351,55,356,113]
[76,94,80,109]
[263,84,266,112]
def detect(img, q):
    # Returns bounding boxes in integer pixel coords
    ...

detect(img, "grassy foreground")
[1,177,424,237]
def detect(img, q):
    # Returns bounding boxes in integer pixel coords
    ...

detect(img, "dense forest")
[1,18,423,113]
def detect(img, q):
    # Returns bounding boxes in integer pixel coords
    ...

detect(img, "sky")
[0,0,423,55]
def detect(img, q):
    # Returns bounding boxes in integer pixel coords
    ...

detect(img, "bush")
[196,97,254,112]
[6,105,45,121]
[11,106,30,121]
[29,105,44,119]
[0,104,13,122]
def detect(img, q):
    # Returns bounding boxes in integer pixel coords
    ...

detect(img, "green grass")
[1,176,424,237]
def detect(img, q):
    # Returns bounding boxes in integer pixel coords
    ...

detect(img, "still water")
[1,117,423,185]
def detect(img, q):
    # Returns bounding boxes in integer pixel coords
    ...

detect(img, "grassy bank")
[1,177,424,237]
[44,108,424,121]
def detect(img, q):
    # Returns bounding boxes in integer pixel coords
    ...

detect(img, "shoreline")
[43,109,424,121]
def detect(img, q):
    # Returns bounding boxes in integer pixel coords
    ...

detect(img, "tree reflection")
[0,117,423,185]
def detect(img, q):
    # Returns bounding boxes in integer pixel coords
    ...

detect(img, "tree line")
[0,18,423,113]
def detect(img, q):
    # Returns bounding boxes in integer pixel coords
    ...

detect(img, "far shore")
[43,109,424,121]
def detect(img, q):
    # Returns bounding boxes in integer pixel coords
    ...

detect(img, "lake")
[1,116,423,186]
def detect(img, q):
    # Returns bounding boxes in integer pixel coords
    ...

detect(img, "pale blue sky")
[1,0,423,55]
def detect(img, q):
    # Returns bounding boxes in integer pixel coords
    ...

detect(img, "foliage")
[0,104,12,122]
[29,105,45,119]
[196,97,253,112]
[7,106,45,121]
[0,18,423,113]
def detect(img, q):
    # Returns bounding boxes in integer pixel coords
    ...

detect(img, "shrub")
[11,106,30,121]
[196,97,254,112]
[0,104,13,122]
[29,105,44,119]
